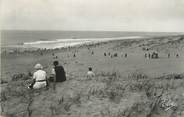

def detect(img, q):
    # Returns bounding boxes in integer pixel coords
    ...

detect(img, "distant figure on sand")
[148,53,151,59]
[125,53,127,58]
[168,53,170,58]
[87,67,95,79]
[176,54,179,58]
[114,53,118,57]
[104,53,106,56]
[52,61,66,82]
[145,53,147,58]
[28,63,47,89]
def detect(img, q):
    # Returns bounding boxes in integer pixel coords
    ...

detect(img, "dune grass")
[1,70,184,117]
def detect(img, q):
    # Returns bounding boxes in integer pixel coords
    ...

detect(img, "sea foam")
[23,36,142,49]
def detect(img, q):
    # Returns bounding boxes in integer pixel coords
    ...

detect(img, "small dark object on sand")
[104,53,106,56]
[176,54,179,58]
[125,53,127,58]
[168,53,170,58]
[114,53,118,57]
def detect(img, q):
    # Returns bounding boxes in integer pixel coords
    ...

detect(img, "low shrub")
[12,73,31,81]
[87,82,106,98]
[0,79,8,84]
[128,71,148,81]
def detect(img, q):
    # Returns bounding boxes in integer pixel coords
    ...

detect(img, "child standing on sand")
[87,67,95,79]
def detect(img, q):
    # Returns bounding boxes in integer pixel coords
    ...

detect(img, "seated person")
[51,61,66,82]
[28,63,47,89]
[87,67,95,79]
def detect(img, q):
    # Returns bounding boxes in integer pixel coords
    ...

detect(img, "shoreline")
[1,34,183,55]
[1,36,144,55]
[2,36,144,49]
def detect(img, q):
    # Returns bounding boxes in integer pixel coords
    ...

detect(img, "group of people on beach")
[167,53,179,58]
[28,60,66,89]
[145,52,159,59]
[103,52,128,58]
[28,60,95,89]
[144,52,180,59]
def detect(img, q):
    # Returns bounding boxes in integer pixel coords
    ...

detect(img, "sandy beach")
[1,35,184,117]
[1,35,184,80]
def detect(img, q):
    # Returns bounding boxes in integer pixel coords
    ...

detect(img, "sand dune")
[1,35,184,117]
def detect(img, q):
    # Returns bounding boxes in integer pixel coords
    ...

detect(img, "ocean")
[1,30,180,49]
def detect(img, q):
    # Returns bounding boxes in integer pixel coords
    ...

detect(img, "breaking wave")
[23,36,143,49]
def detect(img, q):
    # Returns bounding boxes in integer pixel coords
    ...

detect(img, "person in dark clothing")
[51,61,66,82]
[114,53,118,57]
[176,54,179,58]
[104,53,106,56]
[73,53,76,57]
[168,53,170,58]
[125,53,127,58]
[148,53,151,59]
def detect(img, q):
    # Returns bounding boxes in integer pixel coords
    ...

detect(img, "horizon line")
[1,29,184,33]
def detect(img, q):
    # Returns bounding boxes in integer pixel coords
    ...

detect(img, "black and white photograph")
[1,0,184,117]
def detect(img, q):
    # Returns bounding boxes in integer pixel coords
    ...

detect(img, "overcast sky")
[1,0,184,32]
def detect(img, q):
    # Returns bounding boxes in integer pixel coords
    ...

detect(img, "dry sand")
[1,35,184,117]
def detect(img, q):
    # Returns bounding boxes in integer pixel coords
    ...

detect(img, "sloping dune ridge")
[1,35,184,117]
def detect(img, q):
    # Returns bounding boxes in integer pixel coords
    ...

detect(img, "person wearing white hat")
[28,63,47,89]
